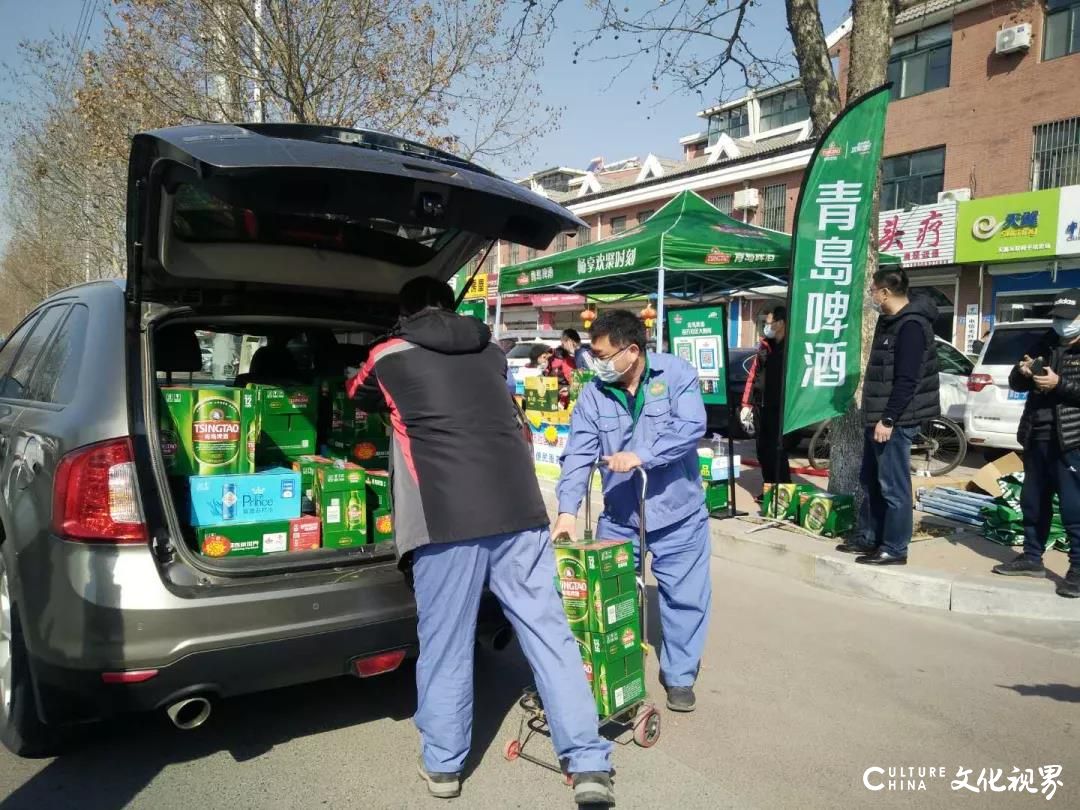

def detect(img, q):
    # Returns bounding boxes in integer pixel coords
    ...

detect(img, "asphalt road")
[1,560,1078,810]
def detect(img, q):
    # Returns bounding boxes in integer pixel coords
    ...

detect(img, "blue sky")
[0,0,851,228]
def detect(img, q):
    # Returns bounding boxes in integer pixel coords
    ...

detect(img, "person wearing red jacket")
[741,306,792,500]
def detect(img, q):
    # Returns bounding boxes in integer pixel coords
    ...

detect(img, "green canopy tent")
[496,190,792,349]
[494,188,899,349]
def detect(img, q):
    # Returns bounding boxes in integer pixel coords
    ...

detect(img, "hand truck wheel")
[503,739,521,761]
[633,707,661,748]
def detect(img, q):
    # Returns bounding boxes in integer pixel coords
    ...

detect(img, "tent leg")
[656,268,666,352]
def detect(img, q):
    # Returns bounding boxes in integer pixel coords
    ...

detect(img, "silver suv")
[0,124,578,755]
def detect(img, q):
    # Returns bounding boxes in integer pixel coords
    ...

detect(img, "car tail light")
[967,373,994,392]
[52,438,148,543]
[351,649,407,678]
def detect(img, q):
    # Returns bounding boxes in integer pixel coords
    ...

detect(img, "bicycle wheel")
[909,416,967,476]
[807,422,832,470]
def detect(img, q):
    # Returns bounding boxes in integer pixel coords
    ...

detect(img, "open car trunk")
[142,307,409,577]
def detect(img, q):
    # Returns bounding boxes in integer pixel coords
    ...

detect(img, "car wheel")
[0,552,66,758]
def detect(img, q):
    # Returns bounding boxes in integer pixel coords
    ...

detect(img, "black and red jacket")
[741,337,783,410]
[346,308,548,557]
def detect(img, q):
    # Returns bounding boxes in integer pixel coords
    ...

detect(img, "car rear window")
[982,328,1050,366]
[171,184,460,267]
[508,343,545,360]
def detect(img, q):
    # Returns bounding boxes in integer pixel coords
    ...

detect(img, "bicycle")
[807,415,967,477]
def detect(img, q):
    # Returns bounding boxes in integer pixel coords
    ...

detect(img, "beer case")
[761,483,818,521]
[249,384,318,420]
[188,468,302,527]
[160,387,259,477]
[554,540,637,634]
[331,391,391,439]
[704,481,729,513]
[325,432,391,470]
[316,462,367,546]
[257,413,318,464]
[524,376,560,412]
[365,470,393,544]
[800,493,855,537]
[196,515,319,558]
[292,455,334,502]
[573,624,644,717]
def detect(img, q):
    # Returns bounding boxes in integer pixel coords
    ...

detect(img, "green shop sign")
[956,189,1060,263]
[667,306,727,405]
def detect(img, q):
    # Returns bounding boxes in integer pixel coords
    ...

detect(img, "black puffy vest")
[861,297,940,427]
[1015,333,1080,450]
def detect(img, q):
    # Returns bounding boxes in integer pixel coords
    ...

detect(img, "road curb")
[708,519,1080,622]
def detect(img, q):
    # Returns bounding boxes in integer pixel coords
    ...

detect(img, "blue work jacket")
[557,352,706,532]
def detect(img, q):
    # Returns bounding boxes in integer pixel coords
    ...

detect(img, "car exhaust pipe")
[166,696,212,730]
[478,623,514,653]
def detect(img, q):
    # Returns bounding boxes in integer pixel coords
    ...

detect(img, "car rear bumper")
[964,423,1021,450]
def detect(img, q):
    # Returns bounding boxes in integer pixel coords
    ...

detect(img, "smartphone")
[1031,357,1046,375]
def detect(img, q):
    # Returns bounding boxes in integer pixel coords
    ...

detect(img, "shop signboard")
[667,306,727,405]
[956,189,1060,263]
[1058,185,1080,257]
[877,202,956,266]
[964,303,980,355]
[457,300,486,321]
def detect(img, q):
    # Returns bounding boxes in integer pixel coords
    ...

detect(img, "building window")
[1032,117,1080,190]
[556,233,568,252]
[610,216,627,235]
[887,23,951,100]
[881,147,945,210]
[762,184,787,231]
[758,89,809,132]
[638,209,654,224]
[709,193,734,215]
[707,105,749,145]
[509,243,519,265]
[577,224,591,244]
[1045,0,1080,60]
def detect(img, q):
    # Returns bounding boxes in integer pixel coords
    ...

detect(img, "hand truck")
[503,462,661,781]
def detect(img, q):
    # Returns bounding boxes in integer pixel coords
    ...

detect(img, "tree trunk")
[826,0,896,498]
[785,0,841,134]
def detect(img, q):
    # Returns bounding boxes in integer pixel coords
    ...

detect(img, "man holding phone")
[993,291,1080,598]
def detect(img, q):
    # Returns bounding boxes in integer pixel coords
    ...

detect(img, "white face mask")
[593,347,634,383]
[870,299,883,314]
[763,324,776,339]
[1053,317,1080,339]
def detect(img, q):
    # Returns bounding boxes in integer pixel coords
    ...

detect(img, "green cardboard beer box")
[316,462,367,547]
[572,624,644,716]
[704,481,729,513]
[524,376,560,412]
[554,540,637,634]
[250,384,318,420]
[761,483,817,521]
[292,455,334,503]
[800,493,855,537]
[196,515,318,558]
[597,657,647,717]
[326,432,391,470]
[332,390,390,438]
[257,413,318,464]
[160,387,259,476]
[365,470,393,544]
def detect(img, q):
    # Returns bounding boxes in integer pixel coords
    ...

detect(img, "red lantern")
[640,304,657,329]
[580,308,598,329]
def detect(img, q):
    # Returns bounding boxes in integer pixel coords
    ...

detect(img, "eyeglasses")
[589,345,630,363]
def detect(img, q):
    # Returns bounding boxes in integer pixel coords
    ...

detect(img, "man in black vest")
[991,291,1080,598]
[836,268,939,565]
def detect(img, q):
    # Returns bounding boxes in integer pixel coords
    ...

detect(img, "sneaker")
[665,685,696,713]
[572,771,614,805]
[1056,568,1080,599]
[417,760,461,799]
[992,554,1047,578]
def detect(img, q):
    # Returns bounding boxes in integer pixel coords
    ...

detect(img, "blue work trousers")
[596,507,712,689]
[857,424,917,557]
[411,527,612,775]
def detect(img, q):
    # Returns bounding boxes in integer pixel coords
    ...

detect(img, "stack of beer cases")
[325,389,391,470]
[524,376,567,427]
[554,540,646,717]
[159,386,313,559]
[759,483,855,538]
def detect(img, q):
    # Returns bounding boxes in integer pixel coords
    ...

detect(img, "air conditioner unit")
[995,23,1032,55]
[733,188,760,210]
[938,187,972,203]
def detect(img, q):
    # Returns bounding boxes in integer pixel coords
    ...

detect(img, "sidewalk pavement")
[537,456,1080,623]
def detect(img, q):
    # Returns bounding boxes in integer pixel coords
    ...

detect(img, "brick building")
[475,0,1080,350]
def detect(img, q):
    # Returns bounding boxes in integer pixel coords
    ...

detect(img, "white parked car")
[965,320,1052,450]
[935,336,974,423]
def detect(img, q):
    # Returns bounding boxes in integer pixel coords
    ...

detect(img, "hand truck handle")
[582,459,648,543]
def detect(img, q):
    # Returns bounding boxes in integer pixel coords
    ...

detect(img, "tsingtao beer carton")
[554,540,638,634]
[800,493,855,537]
[160,387,259,477]
[572,623,644,717]
[365,470,393,544]
[317,462,367,547]
[761,483,818,521]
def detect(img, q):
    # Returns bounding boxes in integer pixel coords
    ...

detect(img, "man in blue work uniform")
[553,310,712,713]
[350,278,613,804]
